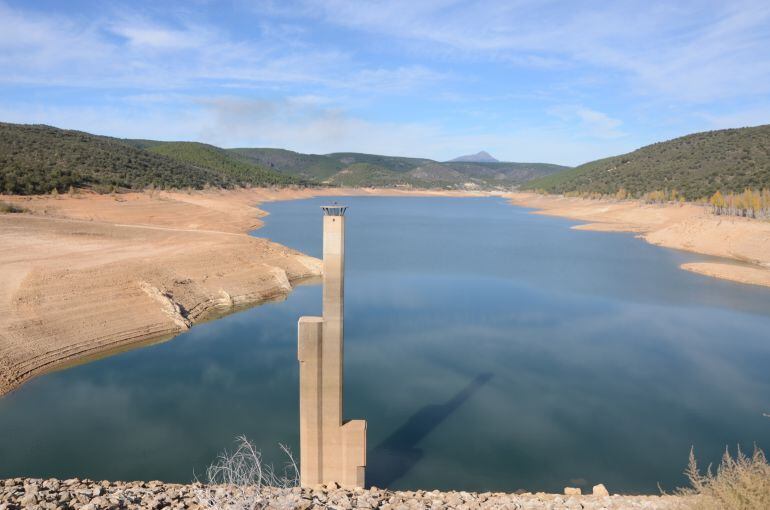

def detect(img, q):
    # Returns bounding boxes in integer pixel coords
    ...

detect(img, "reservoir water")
[1,196,769,494]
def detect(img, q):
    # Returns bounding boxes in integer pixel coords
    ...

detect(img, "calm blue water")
[1,196,769,495]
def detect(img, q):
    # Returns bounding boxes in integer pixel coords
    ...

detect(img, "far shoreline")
[2,187,769,397]
[505,192,770,289]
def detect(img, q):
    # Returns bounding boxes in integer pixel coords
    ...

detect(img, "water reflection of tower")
[298,204,366,488]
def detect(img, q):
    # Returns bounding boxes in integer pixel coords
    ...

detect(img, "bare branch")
[194,436,300,510]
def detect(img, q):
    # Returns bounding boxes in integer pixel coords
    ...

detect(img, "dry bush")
[0,201,28,213]
[195,435,300,510]
[677,446,770,510]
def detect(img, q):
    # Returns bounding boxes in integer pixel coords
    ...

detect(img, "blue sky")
[1,0,769,165]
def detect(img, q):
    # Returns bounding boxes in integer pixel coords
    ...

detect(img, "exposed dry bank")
[507,192,770,289]
[0,187,484,397]
[3,188,768,397]
[0,189,326,396]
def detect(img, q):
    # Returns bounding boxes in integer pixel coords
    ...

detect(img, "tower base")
[298,316,367,487]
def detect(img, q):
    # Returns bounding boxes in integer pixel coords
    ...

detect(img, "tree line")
[539,186,770,220]
[708,188,770,219]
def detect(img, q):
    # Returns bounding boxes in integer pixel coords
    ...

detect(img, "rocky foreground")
[1,478,688,510]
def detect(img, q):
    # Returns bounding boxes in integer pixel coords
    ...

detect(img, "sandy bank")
[0,189,326,396]
[0,187,490,396]
[506,192,770,289]
[1,477,687,509]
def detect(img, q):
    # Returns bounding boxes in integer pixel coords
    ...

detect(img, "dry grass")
[677,446,770,510]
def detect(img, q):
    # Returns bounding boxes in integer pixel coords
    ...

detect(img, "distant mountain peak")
[449,151,499,163]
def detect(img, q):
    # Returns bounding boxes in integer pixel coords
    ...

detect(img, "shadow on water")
[367,372,494,488]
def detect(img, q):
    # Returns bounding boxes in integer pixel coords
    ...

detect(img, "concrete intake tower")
[297,204,366,488]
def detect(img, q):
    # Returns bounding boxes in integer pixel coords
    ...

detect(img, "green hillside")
[0,121,566,195]
[327,163,427,187]
[121,139,166,150]
[326,153,434,173]
[146,142,297,186]
[228,148,343,180]
[229,148,566,188]
[524,125,770,199]
[441,161,569,183]
[0,123,230,194]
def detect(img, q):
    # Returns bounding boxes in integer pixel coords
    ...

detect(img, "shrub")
[0,201,28,213]
[677,446,770,510]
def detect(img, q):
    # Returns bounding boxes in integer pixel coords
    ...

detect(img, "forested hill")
[0,123,295,194]
[523,125,770,199]
[228,148,345,181]
[128,141,296,186]
[0,122,566,195]
[231,148,568,188]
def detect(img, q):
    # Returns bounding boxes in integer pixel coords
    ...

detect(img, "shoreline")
[2,187,769,397]
[0,188,325,397]
[505,192,770,289]
[0,187,487,397]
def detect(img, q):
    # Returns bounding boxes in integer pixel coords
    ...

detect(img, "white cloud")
[108,23,204,50]
[348,65,449,93]
[548,105,626,139]
[0,3,117,84]
[195,96,434,153]
[0,1,444,93]
[696,105,770,131]
[289,0,770,102]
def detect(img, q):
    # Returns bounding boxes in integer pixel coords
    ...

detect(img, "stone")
[355,496,377,509]
[0,477,690,510]
[563,487,581,495]
[42,480,60,491]
[295,499,313,510]
[592,484,609,497]
[91,496,109,507]
[20,493,38,506]
[335,497,353,509]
